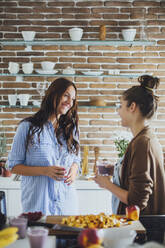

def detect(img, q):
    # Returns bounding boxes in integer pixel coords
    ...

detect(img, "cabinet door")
[77,189,112,215]
[8,190,22,216]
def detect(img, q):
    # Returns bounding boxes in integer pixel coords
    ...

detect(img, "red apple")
[78,228,102,248]
[126,205,140,221]
[4,169,12,177]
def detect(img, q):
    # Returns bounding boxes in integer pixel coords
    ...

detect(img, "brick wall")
[0,0,165,169]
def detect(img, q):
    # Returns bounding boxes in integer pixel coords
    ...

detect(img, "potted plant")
[113,131,132,158]
[0,132,11,177]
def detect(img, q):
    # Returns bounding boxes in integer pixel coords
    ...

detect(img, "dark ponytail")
[123,75,160,119]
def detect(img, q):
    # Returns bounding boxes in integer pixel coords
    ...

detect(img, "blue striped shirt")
[7,121,81,215]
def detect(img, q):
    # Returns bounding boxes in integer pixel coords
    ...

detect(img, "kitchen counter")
[7,236,56,248]
[0,175,105,190]
[0,175,112,216]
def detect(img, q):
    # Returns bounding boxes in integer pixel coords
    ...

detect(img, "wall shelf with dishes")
[0,104,116,109]
[0,40,155,46]
[0,73,142,79]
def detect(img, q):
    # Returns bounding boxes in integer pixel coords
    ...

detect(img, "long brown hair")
[23,78,79,154]
[123,75,160,119]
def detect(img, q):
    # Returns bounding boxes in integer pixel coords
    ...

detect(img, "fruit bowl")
[20,211,43,222]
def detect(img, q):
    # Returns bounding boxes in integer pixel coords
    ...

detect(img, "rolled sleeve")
[7,121,30,169]
[127,137,153,209]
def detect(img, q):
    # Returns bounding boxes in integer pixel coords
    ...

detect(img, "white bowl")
[99,227,137,248]
[22,31,36,41]
[41,61,55,71]
[122,29,136,41]
[69,28,83,41]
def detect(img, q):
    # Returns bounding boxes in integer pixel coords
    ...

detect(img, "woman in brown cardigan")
[94,75,165,215]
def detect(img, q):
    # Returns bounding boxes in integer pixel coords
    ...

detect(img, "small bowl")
[22,31,36,41]
[122,29,136,41]
[41,61,55,71]
[69,28,83,41]
[100,227,137,248]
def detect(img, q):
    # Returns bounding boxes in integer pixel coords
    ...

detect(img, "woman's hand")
[64,163,78,185]
[94,174,111,189]
[46,166,66,181]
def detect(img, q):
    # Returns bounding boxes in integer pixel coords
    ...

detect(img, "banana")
[0,227,18,236]
[0,227,18,248]
[0,233,18,248]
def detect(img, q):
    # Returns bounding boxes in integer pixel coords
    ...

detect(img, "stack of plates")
[82,71,103,76]
[35,69,58,75]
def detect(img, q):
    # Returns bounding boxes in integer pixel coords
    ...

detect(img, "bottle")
[99,25,106,40]
[0,191,6,215]
[0,191,6,230]
[82,146,89,176]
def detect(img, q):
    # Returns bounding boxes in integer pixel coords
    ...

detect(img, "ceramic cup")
[27,227,48,248]
[41,62,55,71]
[8,94,17,106]
[9,217,27,239]
[21,31,36,41]
[22,63,33,74]
[122,29,136,41]
[69,27,83,41]
[8,62,19,74]
[18,94,30,106]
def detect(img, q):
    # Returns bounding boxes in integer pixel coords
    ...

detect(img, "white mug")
[8,62,19,74]
[18,94,30,106]
[22,63,33,74]
[8,94,17,106]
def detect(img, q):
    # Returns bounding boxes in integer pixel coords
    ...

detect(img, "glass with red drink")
[96,160,114,176]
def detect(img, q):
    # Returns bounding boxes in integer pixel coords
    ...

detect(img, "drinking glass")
[36,82,46,102]
[96,160,114,176]
[9,217,27,239]
[27,227,48,248]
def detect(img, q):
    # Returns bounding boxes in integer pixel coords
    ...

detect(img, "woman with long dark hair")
[8,78,81,215]
[94,75,165,215]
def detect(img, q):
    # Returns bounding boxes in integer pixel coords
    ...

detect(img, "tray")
[46,215,146,235]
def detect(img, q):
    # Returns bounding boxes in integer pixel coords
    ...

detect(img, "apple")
[78,228,102,248]
[126,205,140,221]
[4,169,12,177]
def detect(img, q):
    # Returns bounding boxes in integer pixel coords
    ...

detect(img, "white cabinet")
[7,190,22,216]
[76,180,112,215]
[0,178,112,216]
[77,189,112,215]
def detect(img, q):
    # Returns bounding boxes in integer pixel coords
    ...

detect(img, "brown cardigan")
[117,126,165,215]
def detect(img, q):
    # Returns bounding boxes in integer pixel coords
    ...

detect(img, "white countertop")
[0,175,104,190]
[7,236,56,248]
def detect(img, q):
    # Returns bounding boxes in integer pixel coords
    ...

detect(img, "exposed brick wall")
[0,0,165,169]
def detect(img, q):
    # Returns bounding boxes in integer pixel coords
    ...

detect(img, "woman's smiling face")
[57,85,76,116]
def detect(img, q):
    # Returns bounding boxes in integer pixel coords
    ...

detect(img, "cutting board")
[46,215,146,235]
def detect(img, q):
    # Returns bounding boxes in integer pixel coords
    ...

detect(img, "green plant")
[0,133,7,160]
[114,138,129,158]
[113,131,132,158]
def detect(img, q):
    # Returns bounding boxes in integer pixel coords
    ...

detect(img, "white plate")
[82,71,103,76]
[35,69,58,75]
